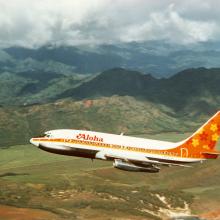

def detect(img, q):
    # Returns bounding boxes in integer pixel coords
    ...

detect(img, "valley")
[0,132,219,219]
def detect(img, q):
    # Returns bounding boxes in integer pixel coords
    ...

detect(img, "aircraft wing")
[144,158,192,168]
[105,153,192,168]
[105,153,147,163]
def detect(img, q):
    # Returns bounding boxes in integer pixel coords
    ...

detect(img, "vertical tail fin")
[176,111,220,159]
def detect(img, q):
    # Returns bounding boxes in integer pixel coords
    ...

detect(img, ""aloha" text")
[76,133,104,142]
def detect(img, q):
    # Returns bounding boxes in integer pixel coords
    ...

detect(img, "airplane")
[30,111,220,173]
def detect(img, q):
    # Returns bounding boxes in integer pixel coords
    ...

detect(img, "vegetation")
[0,70,89,105]
[0,96,203,147]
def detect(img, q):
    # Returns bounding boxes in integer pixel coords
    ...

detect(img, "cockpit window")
[33,132,53,138]
[33,133,46,138]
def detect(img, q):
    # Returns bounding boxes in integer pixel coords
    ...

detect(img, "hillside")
[58,67,220,114]
[0,70,90,105]
[58,68,156,99]
[0,96,202,147]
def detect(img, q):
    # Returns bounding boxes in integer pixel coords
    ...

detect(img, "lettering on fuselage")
[76,133,104,142]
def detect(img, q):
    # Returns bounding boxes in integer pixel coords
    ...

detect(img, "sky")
[0,0,219,48]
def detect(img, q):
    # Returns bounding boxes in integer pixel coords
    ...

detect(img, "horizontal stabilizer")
[202,151,220,156]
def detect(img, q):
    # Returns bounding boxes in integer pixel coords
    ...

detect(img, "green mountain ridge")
[1,67,220,115]
[0,70,90,105]
[57,67,220,114]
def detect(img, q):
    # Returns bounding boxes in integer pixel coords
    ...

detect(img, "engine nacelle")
[113,160,159,173]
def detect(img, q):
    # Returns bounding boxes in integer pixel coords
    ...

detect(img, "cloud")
[122,4,217,44]
[0,0,219,48]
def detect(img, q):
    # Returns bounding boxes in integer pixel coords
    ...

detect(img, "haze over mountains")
[1,41,220,77]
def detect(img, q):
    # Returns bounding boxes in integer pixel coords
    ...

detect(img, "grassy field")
[0,133,219,219]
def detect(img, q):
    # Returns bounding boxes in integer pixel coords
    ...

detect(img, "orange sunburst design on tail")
[168,111,220,159]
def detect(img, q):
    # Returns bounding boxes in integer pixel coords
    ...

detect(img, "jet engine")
[113,159,159,173]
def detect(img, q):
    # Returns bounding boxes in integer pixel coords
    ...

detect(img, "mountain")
[0,67,220,116]
[2,45,123,75]
[1,40,220,77]
[0,70,89,105]
[57,67,220,114]
[58,68,156,99]
[155,68,220,112]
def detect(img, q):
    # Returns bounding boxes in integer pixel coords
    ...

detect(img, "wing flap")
[145,160,192,168]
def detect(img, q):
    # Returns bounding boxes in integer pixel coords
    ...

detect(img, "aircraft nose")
[30,138,39,147]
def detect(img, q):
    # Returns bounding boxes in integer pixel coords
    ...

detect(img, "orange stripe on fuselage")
[32,137,206,160]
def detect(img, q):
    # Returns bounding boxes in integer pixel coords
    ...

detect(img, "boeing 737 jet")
[30,111,220,172]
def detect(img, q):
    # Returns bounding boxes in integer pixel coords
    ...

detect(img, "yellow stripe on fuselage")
[32,138,201,160]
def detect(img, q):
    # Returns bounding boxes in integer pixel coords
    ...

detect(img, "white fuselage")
[30,129,202,164]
